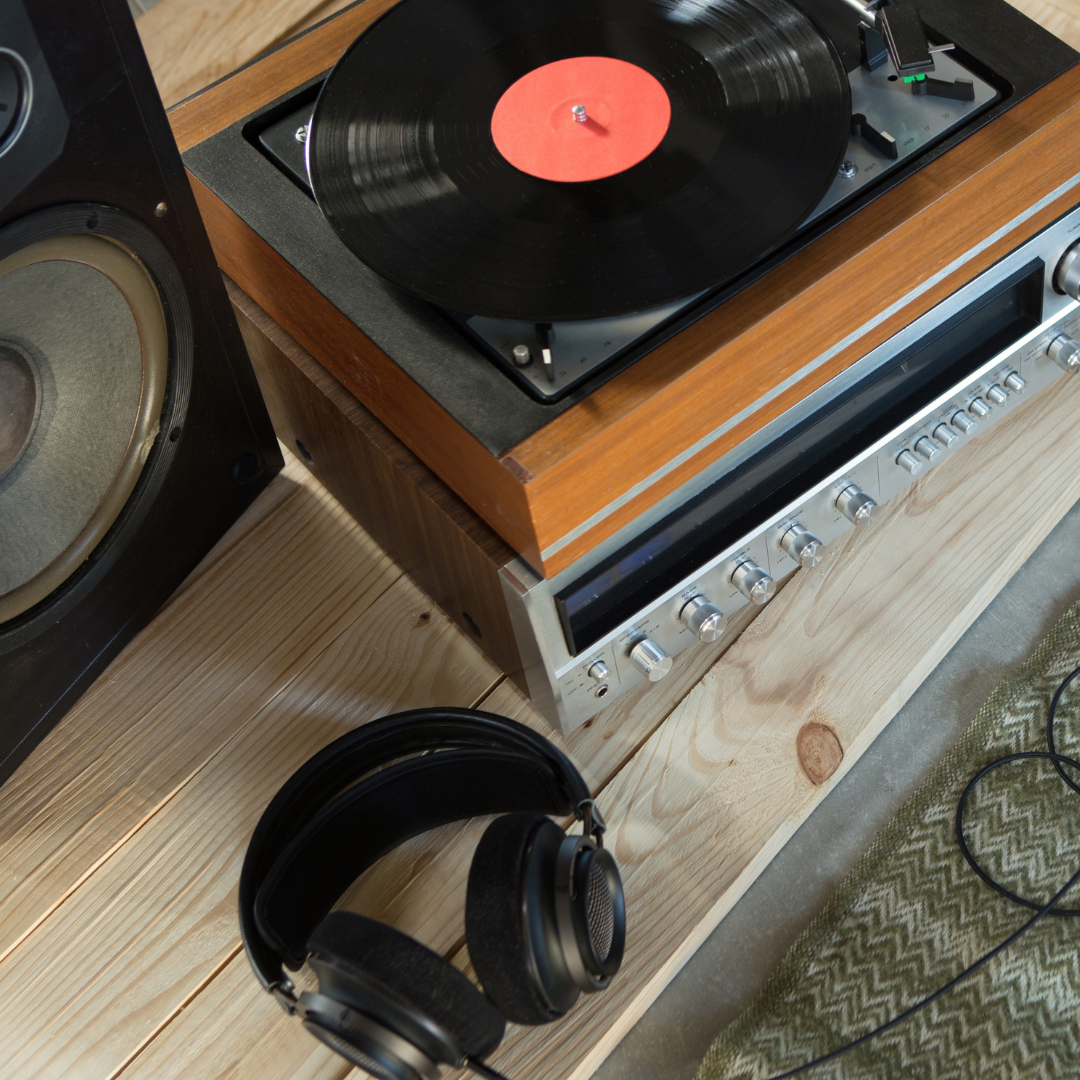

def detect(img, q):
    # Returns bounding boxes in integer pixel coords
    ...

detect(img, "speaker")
[0,0,283,785]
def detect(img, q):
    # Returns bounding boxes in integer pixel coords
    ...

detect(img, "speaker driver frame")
[0,202,193,651]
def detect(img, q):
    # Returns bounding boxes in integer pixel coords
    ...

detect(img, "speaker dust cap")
[0,233,168,624]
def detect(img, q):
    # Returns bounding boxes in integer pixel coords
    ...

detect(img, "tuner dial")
[679,596,726,642]
[630,638,672,681]
[1054,241,1080,299]
[968,397,991,419]
[780,523,823,568]
[932,423,959,448]
[952,411,977,435]
[731,559,775,605]
[1048,334,1080,375]
[985,384,1008,406]
[836,484,876,527]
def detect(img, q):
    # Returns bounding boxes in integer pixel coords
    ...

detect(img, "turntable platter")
[308,0,851,322]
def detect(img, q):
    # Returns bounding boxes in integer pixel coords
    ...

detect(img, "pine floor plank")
[0,576,500,1080]
[99,375,1080,1080]
[0,467,399,960]
[464,377,1080,1080]
[135,0,336,108]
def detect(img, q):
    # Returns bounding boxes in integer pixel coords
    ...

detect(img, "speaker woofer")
[0,231,169,623]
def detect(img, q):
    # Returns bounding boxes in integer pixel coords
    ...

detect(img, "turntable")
[172,0,1080,732]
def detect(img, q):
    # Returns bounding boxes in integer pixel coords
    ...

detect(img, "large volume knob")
[780,523,823,568]
[1054,242,1080,299]
[836,484,876,527]
[679,596,726,642]
[731,559,775,605]
[1048,334,1080,375]
[630,638,672,681]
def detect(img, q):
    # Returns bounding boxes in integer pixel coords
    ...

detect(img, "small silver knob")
[780,523,823,568]
[932,423,959,448]
[587,660,609,684]
[679,596,726,642]
[731,559,775,605]
[1003,371,1025,393]
[952,411,977,435]
[1048,334,1080,375]
[914,436,940,462]
[968,397,991,419]
[896,449,923,475]
[1054,242,1080,299]
[630,638,672,681]
[512,344,532,367]
[836,484,876,527]
[985,384,1008,406]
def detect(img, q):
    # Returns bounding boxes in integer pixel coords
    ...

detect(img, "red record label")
[490,56,671,183]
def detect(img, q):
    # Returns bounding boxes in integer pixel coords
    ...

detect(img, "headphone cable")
[464,1056,512,1080]
[760,660,1080,1080]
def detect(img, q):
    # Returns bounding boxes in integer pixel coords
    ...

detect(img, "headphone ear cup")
[304,912,505,1066]
[466,811,579,1025]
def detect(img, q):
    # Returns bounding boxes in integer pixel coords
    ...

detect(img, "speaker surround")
[0,0,282,786]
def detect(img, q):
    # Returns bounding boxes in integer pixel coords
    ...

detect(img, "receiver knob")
[1053,242,1080,299]
[968,397,991,419]
[985,384,1008,406]
[731,559,775,605]
[836,484,876,527]
[1048,334,1080,375]
[952,412,977,435]
[895,449,923,475]
[780,523,823,568]
[914,436,940,462]
[587,660,609,683]
[630,638,672,681]
[1003,371,1025,393]
[679,596,726,642]
[932,423,959,448]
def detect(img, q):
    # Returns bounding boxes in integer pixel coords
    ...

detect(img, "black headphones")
[239,708,626,1080]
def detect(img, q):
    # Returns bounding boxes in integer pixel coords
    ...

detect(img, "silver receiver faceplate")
[500,202,1080,736]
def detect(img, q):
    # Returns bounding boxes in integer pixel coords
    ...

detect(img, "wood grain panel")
[0,577,500,1080]
[178,14,1080,574]
[228,278,529,684]
[187,173,544,570]
[519,77,1080,571]
[0,473,399,961]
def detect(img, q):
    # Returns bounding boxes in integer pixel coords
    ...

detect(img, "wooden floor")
[3,2,1080,1079]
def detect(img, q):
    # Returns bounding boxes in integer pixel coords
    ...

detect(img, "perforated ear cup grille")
[584,857,615,963]
[307,912,504,1059]
[302,1020,411,1080]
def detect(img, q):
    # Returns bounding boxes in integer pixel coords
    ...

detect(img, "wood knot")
[796,723,844,785]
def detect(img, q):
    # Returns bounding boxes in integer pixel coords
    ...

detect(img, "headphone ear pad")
[307,911,505,1060]
[466,812,573,1026]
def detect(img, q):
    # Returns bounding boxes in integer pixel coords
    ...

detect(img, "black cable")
[464,1056,512,1080]
[762,660,1080,1080]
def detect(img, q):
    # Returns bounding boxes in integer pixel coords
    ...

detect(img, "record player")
[172,0,1080,733]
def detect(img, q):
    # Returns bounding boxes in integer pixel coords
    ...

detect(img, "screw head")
[838,161,858,179]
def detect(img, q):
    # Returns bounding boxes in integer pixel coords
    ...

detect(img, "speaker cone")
[0,232,168,623]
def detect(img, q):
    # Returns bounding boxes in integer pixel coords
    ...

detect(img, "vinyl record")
[308,0,851,322]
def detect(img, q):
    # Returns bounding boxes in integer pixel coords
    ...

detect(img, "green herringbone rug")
[696,600,1080,1080]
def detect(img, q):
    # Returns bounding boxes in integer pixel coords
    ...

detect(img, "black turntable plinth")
[173,0,1079,576]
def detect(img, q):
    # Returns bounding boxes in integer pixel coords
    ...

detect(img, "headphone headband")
[239,709,595,1003]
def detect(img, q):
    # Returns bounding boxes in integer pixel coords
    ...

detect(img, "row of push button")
[894,370,1025,476]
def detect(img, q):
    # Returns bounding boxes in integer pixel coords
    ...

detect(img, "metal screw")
[295,124,309,144]
[838,161,857,179]
[572,105,587,123]
[154,201,168,217]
